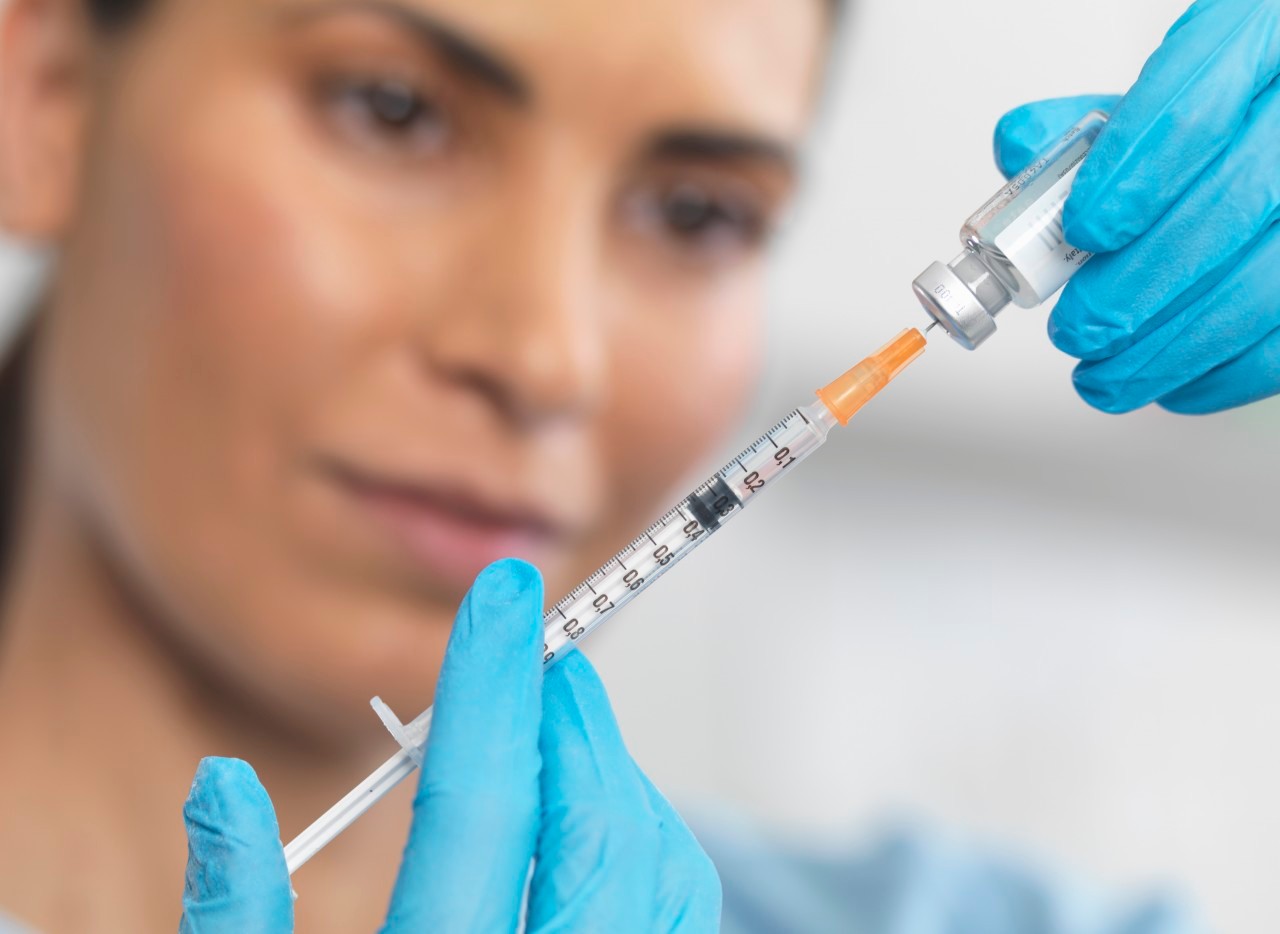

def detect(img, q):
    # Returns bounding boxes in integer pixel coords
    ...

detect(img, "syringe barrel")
[914,110,1108,350]
[540,402,836,664]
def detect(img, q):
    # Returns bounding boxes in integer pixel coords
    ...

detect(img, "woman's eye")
[628,183,771,261]
[318,77,451,157]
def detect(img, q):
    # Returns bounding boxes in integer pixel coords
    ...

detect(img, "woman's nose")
[416,184,608,429]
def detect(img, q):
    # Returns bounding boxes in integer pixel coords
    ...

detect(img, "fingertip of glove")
[543,650,604,705]
[1047,297,1103,361]
[1070,364,1144,415]
[475,558,543,601]
[460,560,545,640]
[1047,315,1088,359]
[1156,386,1231,416]
[1157,396,1214,416]
[540,652,631,774]
[992,107,1041,179]
[439,560,548,711]
[547,644,595,675]
[186,758,272,823]
[1048,281,1146,362]
[993,95,1124,182]
[1061,195,1123,254]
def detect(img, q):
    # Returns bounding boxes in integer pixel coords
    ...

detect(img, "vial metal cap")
[912,252,1012,351]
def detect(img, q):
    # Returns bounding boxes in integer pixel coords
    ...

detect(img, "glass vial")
[913,110,1108,350]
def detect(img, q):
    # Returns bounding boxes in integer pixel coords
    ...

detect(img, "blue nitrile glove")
[178,559,720,932]
[993,0,1280,415]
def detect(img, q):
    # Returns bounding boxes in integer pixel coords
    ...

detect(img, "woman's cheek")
[605,274,765,518]
[69,95,386,585]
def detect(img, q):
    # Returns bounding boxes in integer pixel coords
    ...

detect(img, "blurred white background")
[1,0,1277,930]
[593,1,1280,931]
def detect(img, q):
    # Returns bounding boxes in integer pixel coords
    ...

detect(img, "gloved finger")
[1163,0,1219,40]
[1067,219,1280,413]
[382,559,545,933]
[1049,77,1280,361]
[180,758,293,933]
[992,95,1122,179]
[1064,0,1280,253]
[527,650,661,932]
[1158,326,1280,413]
[633,768,723,932]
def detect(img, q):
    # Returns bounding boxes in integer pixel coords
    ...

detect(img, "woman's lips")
[324,462,565,588]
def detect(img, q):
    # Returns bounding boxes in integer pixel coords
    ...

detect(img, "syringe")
[284,327,929,875]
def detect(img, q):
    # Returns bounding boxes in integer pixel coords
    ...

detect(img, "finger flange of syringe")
[541,403,836,664]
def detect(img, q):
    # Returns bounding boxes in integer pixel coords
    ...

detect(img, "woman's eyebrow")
[278,0,531,106]
[647,129,797,176]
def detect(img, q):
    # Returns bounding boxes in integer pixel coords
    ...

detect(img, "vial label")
[990,132,1093,302]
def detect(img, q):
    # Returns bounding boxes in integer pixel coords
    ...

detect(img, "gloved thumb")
[180,758,294,933]
[993,94,1122,179]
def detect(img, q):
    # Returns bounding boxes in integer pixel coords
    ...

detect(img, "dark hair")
[0,5,148,588]
[85,0,150,30]
[0,326,31,586]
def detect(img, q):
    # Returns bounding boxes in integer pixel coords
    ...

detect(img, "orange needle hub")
[816,328,927,425]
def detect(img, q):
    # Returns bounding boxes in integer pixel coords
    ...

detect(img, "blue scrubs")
[0,823,1205,932]
[693,815,1202,934]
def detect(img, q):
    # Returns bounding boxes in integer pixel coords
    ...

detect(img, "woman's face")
[32,0,824,734]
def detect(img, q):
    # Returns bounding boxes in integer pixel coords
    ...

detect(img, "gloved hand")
[178,559,721,932]
[992,0,1280,414]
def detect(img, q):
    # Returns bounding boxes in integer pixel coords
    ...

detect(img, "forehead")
[263,0,828,137]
